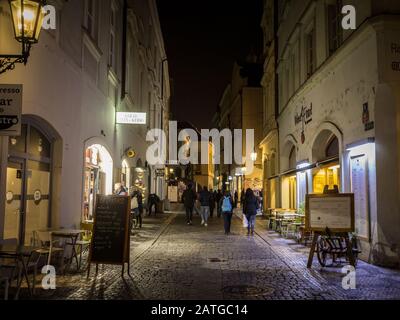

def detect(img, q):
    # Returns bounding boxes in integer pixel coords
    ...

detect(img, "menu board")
[351,155,370,240]
[89,195,130,265]
[305,194,355,232]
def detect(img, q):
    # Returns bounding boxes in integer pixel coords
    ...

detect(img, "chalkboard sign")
[88,195,131,276]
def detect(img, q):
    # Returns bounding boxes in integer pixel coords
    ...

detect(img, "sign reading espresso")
[88,195,131,277]
[0,84,22,136]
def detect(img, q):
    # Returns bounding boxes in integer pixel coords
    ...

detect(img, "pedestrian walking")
[215,189,223,218]
[219,190,234,235]
[199,186,211,227]
[147,193,160,216]
[240,189,245,208]
[131,190,143,229]
[234,190,238,208]
[209,189,215,218]
[115,182,128,196]
[243,188,259,236]
[182,184,197,225]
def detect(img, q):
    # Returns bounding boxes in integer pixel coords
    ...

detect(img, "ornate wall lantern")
[0,0,46,74]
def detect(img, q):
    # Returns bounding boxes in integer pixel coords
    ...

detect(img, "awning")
[270,155,340,180]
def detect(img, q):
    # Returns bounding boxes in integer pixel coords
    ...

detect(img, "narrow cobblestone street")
[26,211,400,300]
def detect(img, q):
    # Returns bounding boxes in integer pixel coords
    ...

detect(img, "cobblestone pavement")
[21,210,400,300]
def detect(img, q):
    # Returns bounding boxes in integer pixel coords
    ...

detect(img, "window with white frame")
[305,26,316,79]
[109,4,117,69]
[126,40,133,96]
[84,0,98,41]
[327,0,343,55]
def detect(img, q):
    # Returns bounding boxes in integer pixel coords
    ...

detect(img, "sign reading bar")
[0,84,22,136]
[305,193,355,233]
[116,112,147,124]
[87,195,131,277]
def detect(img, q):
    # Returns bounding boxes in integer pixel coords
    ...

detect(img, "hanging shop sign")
[116,112,147,125]
[362,103,374,132]
[156,168,165,177]
[0,84,22,136]
[294,103,312,144]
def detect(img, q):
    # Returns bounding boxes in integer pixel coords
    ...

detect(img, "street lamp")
[250,151,258,162]
[0,0,46,74]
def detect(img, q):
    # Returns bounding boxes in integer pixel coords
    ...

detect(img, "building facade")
[276,0,400,266]
[0,0,170,245]
[260,0,280,212]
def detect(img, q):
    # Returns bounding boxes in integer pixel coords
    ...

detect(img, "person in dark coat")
[215,189,223,218]
[219,190,234,235]
[182,184,197,225]
[240,189,245,208]
[131,190,143,229]
[209,189,215,218]
[243,188,259,236]
[234,191,239,208]
[147,193,160,216]
[199,186,211,227]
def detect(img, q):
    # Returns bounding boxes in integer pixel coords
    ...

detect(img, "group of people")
[182,185,261,236]
[115,183,160,231]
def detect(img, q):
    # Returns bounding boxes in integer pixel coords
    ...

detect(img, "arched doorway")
[311,130,341,194]
[83,144,113,221]
[5,119,57,245]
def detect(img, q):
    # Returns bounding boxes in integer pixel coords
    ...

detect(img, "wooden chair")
[74,223,93,270]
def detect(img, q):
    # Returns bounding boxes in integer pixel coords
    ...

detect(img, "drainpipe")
[121,0,128,100]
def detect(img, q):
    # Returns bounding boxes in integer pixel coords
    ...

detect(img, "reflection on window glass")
[29,126,51,158]
[8,124,27,153]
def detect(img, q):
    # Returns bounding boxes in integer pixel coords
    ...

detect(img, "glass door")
[24,160,51,245]
[4,160,25,241]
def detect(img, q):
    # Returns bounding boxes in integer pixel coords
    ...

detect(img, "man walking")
[209,189,215,218]
[147,193,160,216]
[215,189,223,218]
[234,190,239,208]
[199,186,211,227]
[182,184,197,225]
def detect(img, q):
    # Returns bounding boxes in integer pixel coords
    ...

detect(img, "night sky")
[156,0,263,129]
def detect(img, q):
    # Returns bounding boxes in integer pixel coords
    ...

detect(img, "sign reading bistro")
[0,84,22,136]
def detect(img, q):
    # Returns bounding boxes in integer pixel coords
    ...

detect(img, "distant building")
[260,0,279,212]
[166,121,214,202]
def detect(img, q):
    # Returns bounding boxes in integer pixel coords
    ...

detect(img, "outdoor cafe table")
[51,229,84,272]
[0,244,38,299]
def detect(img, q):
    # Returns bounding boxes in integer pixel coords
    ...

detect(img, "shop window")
[9,124,27,153]
[289,175,297,209]
[28,126,51,158]
[313,164,340,194]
